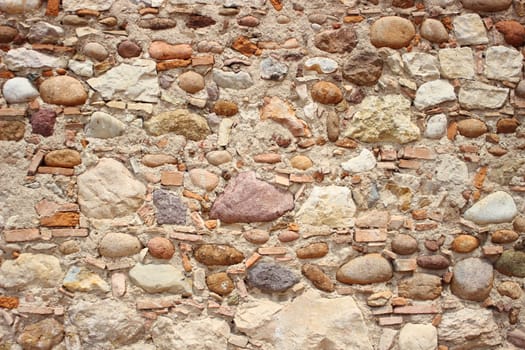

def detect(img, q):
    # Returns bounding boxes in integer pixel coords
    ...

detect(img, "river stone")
[213,100,238,116]
[83,42,109,61]
[87,60,159,102]
[337,254,393,284]
[342,50,383,86]
[0,253,63,289]
[311,81,343,104]
[451,235,479,253]
[459,81,509,109]
[391,234,418,255]
[399,323,437,350]
[491,229,519,243]
[343,94,420,144]
[206,272,234,295]
[85,111,126,139]
[40,76,87,106]
[145,110,210,140]
[44,149,81,168]
[67,299,144,347]
[178,71,205,93]
[399,273,442,300]
[453,13,488,45]
[464,191,517,224]
[420,19,449,43]
[147,237,175,259]
[260,57,288,80]
[341,149,377,173]
[188,169,219,191]
[247,262,299,292]
[27,21,63,44]
[296,185,356,227]
[206,150,232,165]
[0,0,41,13]
[210,171,294,223]
[235,289,373,350]
[153,189,187,225]
[0,25,18,43]
[142,154,177,168]
[370,16,415,49]
[485,46,523,82]
[194,244,244,266]
[99,232,142,258]
[212,69,253,89]
[4,47,66,71]
[495,250,525,277]
[118,40,142,58]
[414,80,456,110]
[31,108,56,137]
[77,158,146,219]
[451,258,493,301]
[457,118,488,138]
[17,318,64,350]
[2,77,39,104]
[304,57,338,74]
[460,0,512,12]
[438,47,475,79]
[129,263,191,294]
[296,242,329,259]
[243,229,270,244]
[424,113,447,139]
[314,27,357,53]
[416,255,450,269]
[301,263,335,292]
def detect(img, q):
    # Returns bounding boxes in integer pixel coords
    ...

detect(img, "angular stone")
[247,262,299,292]
[189,169,219,191]
[464,191,517,224]
[414,80,456,110]
[460,0,511,11]
[296,242,329,259]
[438,47,475,79]
[424,113,447,139]
[343,49,383,86]
[18,318,64,350]
[314,27,357,53]
[311,81,343,105]
[301,263,334,292]
[63,0,114,11]
[416,255,450,269]
[453,13,488,45]
[99,232,142,258]
[178,71,204,93]
[0,25,18,43]
[399,323,437,350]
[0,253,62,289]
[147,237,175,259]
[210,171,294,223]
[344,94,420,144]
[2,77,39,104]
[194,244,244,266]
[420,19,449,43]
[370,16,415,49]
[402,52,439,82]
[260,57,288,81]
[68,60,94,77]
[260,96,310,137]
[508,328,525,349]
[144,109,210,140]
[85,111,126,139]
[118,40,142,58]
[63,266,110,293]
[451,235,479,253]
[296,185,356,227]
[206,272,234,295]
[457,118,487,138]
[337,254,393,285]
[451,258,493,301]
[341,149,377,173]
[485,46,523,82]
[4,48,66,71]
[0,0,40,14]
[129,263,191,294]
[496,20,525,47]
[40,76,87,106]
[232,35,260,56]
[399,273,442,300]
[304,57,338,74]
[459,81,508,109]
[152,189,187,225]
[28,21,63,44]
[87,60,159,103]
[497,281,522,299]
[495,250,525,277]
[77,158,146,219]
[212,69,253,89]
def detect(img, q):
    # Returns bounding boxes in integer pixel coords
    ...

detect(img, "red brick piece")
[45,0,59,16]
[4,228,40,242]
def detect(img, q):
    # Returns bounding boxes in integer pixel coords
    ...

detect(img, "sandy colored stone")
[311,81,343,105]
[290,155,313,170]
[399,273,442,300]
[457,119,488,138]
[39,76,87,106]
[314,27,357,53]
[144,110,210,141]
[213,100,238,116]
[44,149,81,168]
[296,185,356,227]
[370,16,415,49]
[178,71,204,94]
[243,229,270,244]
[296,242,329,259]
[497,281,522,299]
[188,169,219,191]
[142,154,177,167]
[337,254,393,285]
[420,19,449,43]
[206,272,234,295]
[0,253,63,289]
[260,96,310,137]
[99,232,142,258]
[491,229,518,243]
[206,150,232,165]
[17,318,64,350]
[391,234,418,255]
[451,258,493,301]
[451,235,479,253]
[278,230,300,242]
[460,0,512,11]
[149,41,191,60]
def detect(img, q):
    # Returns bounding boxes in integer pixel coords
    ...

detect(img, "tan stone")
[44,149,81,168]
[311,81,343,105]
[290,155,313,170]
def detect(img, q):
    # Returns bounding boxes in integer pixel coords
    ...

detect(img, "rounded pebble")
[118,40,142,58]
[83,42,109,61]
[178,71,205,94]
[311,81,343,105]
[147,237,175,259]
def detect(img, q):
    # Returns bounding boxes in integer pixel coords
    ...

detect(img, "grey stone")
[424,113,447,139]
[63,0,115,11]
[260,57,288,81]
[247,262,299,292]
[212,69,254,89]
[4,47,67,71]
[68,60,94,77]
[420,18,449,43]
[83,42,109,61]
[153,189,187,225]
[451,258,493,301]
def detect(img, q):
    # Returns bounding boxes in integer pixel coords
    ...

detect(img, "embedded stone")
[424,113,447,139]
[314,27,357,53]
[83,42,109,61]
[438,47,475,79]
[491,229,519,243]
[2,77,39,104]
[370,16,415,49]
[399,324,437,350]
[40,76,87,106]
[420,19,449,43]
[496,20,525,47]
[391,234,418,255]
[460,0,512,12]
[147,237,175,259]
[188,169,219,191]
[497,118,520,134]
[63,266,110,293]
[178,71,205,93]
[63,0,114,11]
[459,81,509,109]
[342,50,383,86]
[213,100,238,116]
[206,272,234,295]
[260,96,310,137]
[0,0,41,13]
[341,149,377,173]
[4,48,66,71]
[247,262,299,292]
[194,244,244,266]
[243,229,270,244]
[44,149,81,168]
[290,155,313,170]
[311,81,343,104]
[451,235,479,253]
[398,273,442,300]
[0,120,25,141]
[0,25,18,43]
[212,69,254,89]
[296,242,329,259]
[336,254,393,284]
[495,250,525,277]
[99,232,142,258]
[451,258,493,301]
[414,80,456,110]
[118,40,142,58]
[457,119,488,138]
[296,185,356,227]
[260,57,288,81]
[464,191,518,224]
[304,57,338,74]
[497,281,522,299]
[85,111,126,139]
[186,14,216,28]
[17,318,64,350]
[301,263,334,292]
[27,21,63,44]
[129,263,191,294]
[144,110,210,141]
[153,189,187,225]
[416,255,450,269]
[0,253,63,289]
[453,14,488,46]
[138,18,177,30]
[485,46,523,83]
[206,150,232,165]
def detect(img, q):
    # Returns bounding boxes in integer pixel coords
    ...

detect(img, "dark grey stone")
[153,189,187,225]
[247,262,299,293]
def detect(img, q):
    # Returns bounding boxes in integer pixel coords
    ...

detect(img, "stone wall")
[0,0,524,349]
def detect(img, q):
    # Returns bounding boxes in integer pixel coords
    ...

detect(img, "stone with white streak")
[464,191,518,225]
[414,80,456,110]
[459,81,509,109]
[424,114,447,139]
[341,149,377,173]
[438,47,475,79]
[4,47,67,71]
[399,323,437,350]
[2,77,39,104]
[63,0,114,11]
[87,60,160,102]
[453,14,488,46]
[485,46,523,82]
[297,186,356,227]
[0,253,63,289]
[402,52,440,82]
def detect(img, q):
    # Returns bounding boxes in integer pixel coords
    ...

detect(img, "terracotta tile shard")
[290,174,314,183]
[156,59,191,71]
[447,122,457,140]
[40,212,80,227]
[45,0,59,16]
[76,9,100,16]
[393,259,417,272]
[270,0,283,11]
[182,189,204,201]
[398,159,421,169]
[258,247,287,255]
[403,146,435,160]
[354,228,387,243]
[4,228,40,242]
[139,7,159,15]
[137,299,174,310]
[191,55,215,66]
[232,35,262,57]
[0,296,19,309]
[84,255,106,270]
[253,153,281,164]
[394,304,441,314]
[160,171,184,186]
[63,107,82,115]
[112,273,126,298]
[51,228,88,237]
[371,305,394,315]
[511,186,525,192]
[37,167,75,176]
[0,70,15,79]
[27,150,46,176]
[170,232,204,242]
[378,316,403,326]
[245,252,262,268]
[473,166,488,189]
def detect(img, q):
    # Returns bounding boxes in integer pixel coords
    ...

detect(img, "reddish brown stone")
[496,21,525,47]
[392,0,414,7]
[232,36,261,57]
[497,118,520,134]
[302,263,334,292]
[186,14,216,29]
[314,27,357,53]
[194,244,244,266]
[0,26,18,43]
[278,230,300,242]
[238,15,260,27]
[213,100,238,116]
[342,50,383,86]
[117,40,142,58]
[147,237,175,259]
[491,229,519,243]
[206,272,234,295]
[40,212,80,227]
[451,234,479,253]
[296,242,329,259]
[31,108,56,137]
[457,119,488,138]
[311,81,343,105]
[416,255,450,269]
[45,0,59,16]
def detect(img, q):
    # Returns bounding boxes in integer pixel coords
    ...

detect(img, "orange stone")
[0,296,19,309]
[156,59,191,71]
[311,81,343,105]
[451,234,479,253]
[149,41,192,60]
[45,0,59,16]
[232,36,261,57]
[40,212,80,227]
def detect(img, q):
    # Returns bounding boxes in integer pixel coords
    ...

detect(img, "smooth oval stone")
[39,76,87,106]
[457,119,488,138]
[83,42,109,61]
[464,191,518,225]
[491,230,519,243]
[2,77,39,104]
[206,150,232,165]
[416,255,450,269]
[206,272,234,296]
[391,234,418,255]
[451,258,493,301]
[243,229,270,244]
[213,100,238,116]
[296,242,329,259]
[0,25,18,43]
[44,149,81,168]
[278,230,300,242]
[147,237,175,259]
[451,235,479,253]
[247,262,299,292]
[194,244,244,266]
[188,169,219,191]
[301,263,334,292]
[290,155,313,170]
[370,16,415,49]
[142,154,177,167]
[311,81,343,105]
[336,254,393,284]
[118,40,142,58]
[420,19,449,43]
[460,0,512,12]
[178,71,205,94]
[99,232,142,258]
[495,250,525,277]
[304,57,338,74]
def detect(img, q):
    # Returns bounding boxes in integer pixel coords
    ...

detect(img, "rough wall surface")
[0,0,525,349]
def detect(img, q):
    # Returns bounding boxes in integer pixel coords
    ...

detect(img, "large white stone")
[0,253,63,289]
[77,158,146,219]
[402,52,440,81]
[438,47,475,79]
[4,48,67,71]
[87,60,159,102]
[341,149,377,173]
[453,14,488,46]
[414,80,456,110]
[63,0,114,11]
[424,113,447,139]
[459,81,509,110]
[485,46,523,83]
[129,263,192,294]
[464,191,518,225]
[2,77,39,104]
[296,186,356,227]
[85,112,126,139]
[0,0,40,13]
[399,323,437,350]
[235,289,373,350]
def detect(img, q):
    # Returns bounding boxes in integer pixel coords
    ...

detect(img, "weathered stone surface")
[508,328,525,349]
[453,13,488,45]
[2,77,39,104]
[370,16,415,49]
[0,25,18,43]
[44,149,81,168]
[459,81,508,109]
[0,120,25,141]
[497,281,522,299]
[0,253,63,289]
[17,318,64,350]
[63,266,110,293]
[344,94,420,144]
[314,27,357,53]
[235,289,373,350]
[187,14,216,28]
[212,69,253,89]
[213,100,238,116]
[464,191,517,224]
[40,76,87,106]
[337,254,393,284]
[451,258,493,301]
[301,263,334,292]
[438,47,475,79]
[420,19,449,43]
[99,232,142,258]
[247,262,299,292]
[341,149,377,173]
[129,263,191,294]
[343,50,383,86]
[399,273,442,300]
[147,237,175,259]
[210,171,294,223]
[206,150,232,165]
[399,323,437,350]
[178,71,205,93]
[424,113,447,139]
[138,18,176,30]
[304,57,338,74]
[260,57,288,81]
[416,255,450,269]
[414,80,456,110]
[495,250,525,277]
[27,21,63,44]
[194,244,244,266]
[496,20,525,46]
[85,111,126,139]
[457,118,488,138]
[296,242,329,259]
[460,0,512,12]
[153,189,187,225]
[77,158,146,219]
[260,96,310,137]
[206,272,234,295]
[451,235,479,253]
[485,46,523,82]
[311,81,343,105]
[144,110,210,140]
[87,60,159,102]
[297,185,356,227]
[491,229,519,243]
[402,52,440,82]
[0,0,40,13]
[63,0,114,11]
[391,234,418,255]
[189,169,219,191]
[4,48,66,71]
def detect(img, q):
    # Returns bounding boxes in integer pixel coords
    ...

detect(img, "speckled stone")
[44,149,81,168]
[247,262,299,292]
[17,318,64,350]
[31,108,56,137]
[416,255,450,269]
[0,120,25,141]
[206,272,234,296]
[311,81,343,105]
[243,229,270,244]
[178,71,205,94]
[194,244,244,266]
[342,49,383,86]
[451,235,479,253]
[495,250,525,277]
[314,27,357,53]
[491,230,519,243]
[398,273,442,300]
[213,100,238,116]
[153,189,187,225]
[451,258,493,301]
[39,76,87,106]
[301,263,334,292]
[370,16,415,49]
